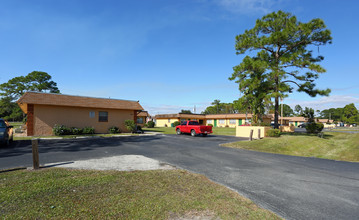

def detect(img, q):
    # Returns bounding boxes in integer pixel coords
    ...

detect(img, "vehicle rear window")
[189,121,199,125]
[181,122,187,125]
[0,120,5,128]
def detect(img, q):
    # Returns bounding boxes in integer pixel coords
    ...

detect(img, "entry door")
[214,119,217,127]
[238,119,242,126]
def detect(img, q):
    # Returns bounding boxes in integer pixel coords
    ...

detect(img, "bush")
[124,120,137,133]
[108,126,121,134]
[208,124,213,127]
[173,121,180,127]
[53,125,71,136]
[83,126,95,134]
[147,121,155,128]
[71,127,83,135]
[306,123,324,133]
[266,129,281,137]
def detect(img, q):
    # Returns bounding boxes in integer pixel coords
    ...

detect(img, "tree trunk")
[274,97,279,129]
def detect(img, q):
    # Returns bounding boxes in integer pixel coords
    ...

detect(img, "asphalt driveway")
[1,134,359,219]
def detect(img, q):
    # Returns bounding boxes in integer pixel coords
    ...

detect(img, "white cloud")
[287,95,359,111]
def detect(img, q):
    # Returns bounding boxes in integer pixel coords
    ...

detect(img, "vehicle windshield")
[0,120,6,128]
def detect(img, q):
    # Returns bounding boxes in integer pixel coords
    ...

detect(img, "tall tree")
[0,71,60,120]
[202,100,238,114]
[179,109,192,114]
[232,11,332,128]
[230,56,272,123]
[342,103,358,124]
[294,105,303,116]
[302,107,315,123]
[211,99,221,114]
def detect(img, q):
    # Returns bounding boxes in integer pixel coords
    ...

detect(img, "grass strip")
[223,132,359,162]
[0,168,279,219]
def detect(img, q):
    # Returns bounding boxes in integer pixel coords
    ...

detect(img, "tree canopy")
[179,109,192,114]
[230,10,332,128]
[202,99,240,114]
[0,71,60,121]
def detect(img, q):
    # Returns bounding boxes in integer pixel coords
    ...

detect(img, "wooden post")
[249,129,253,141]
[258,129,261,139]
[32,139,39,169]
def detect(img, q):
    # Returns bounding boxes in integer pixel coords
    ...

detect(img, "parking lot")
[1,134,359,219]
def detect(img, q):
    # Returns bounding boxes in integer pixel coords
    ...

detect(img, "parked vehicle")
[175,120,213,137]
[0,119,14,146]
[298,123,307,128]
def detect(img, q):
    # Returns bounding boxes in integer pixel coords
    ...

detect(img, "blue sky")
[0,0,358,115]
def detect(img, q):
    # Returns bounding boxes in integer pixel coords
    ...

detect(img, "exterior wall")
[324,124,335,128]
[279,125,295,132]
[156,114,271,128]
[33,105,134,136]
[236,126,271,138]
[156,118,179,127]
[27,104,34,136]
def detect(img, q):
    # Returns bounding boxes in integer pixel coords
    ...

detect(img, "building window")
[229,119,236,124]
[99,111,108,122]
[89,111,95,118]
[218,119,225,124]
[137,117,144,124]
[207,119,212,124]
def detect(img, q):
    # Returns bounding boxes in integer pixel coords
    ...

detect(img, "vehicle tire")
[202,134,207,137]
[191,130,196,137]
[176,129,181,135]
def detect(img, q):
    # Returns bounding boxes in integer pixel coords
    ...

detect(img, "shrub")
[53,125,71,136]
[208,124,213,127]
[173,121,180,127]
[124,120,137,133]
[266,129,281,137]
[306,123,324,133]
[147,121,155,128]
[108,126,120,134]
[225,125,229,127]
[71,127,83,135]
[83,126,95,134]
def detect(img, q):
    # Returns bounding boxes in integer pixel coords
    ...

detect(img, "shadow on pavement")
[0,135,162,158]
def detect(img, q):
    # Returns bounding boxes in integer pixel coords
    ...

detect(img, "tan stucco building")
[155,113,272,127]
[17,92,144,136]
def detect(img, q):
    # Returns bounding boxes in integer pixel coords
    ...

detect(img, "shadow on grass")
[281,132,334,139]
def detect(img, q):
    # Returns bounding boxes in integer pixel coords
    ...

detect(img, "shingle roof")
[17,92,144,113]
[138,111,150,117]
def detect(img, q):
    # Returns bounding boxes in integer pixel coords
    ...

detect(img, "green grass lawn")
[223,132,359,162]
[0,168,279,219]
[143,127,236,136]
[7,121,24,129]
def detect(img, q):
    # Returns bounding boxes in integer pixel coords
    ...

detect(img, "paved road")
[1,134,359,220]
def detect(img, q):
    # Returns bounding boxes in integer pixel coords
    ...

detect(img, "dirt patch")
[45,155,175,171]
